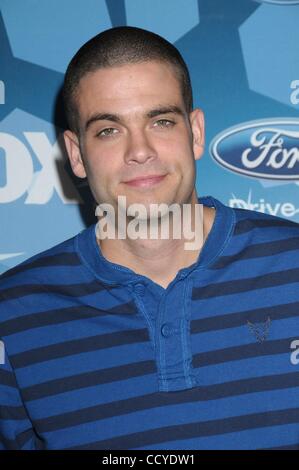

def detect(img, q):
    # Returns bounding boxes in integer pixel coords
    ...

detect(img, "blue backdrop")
[1,0,299,274]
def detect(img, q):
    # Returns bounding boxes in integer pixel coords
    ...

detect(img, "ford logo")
[210,119,299,180]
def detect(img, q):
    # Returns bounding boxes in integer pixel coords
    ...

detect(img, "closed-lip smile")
[124,174,167,187]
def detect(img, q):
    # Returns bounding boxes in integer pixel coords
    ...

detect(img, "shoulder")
[231,206,299,239]
[0,231,82,324]
[202,195,299,241]
[0,232,80,284]
[201,195,299,234]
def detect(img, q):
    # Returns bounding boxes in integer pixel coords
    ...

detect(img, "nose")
[124,128,157,164]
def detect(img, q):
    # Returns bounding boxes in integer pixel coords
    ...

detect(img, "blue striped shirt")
[0,195,299,450]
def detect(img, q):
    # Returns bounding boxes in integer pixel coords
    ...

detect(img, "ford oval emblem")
[209,119,299,180]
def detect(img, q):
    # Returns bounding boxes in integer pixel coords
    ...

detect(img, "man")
[0,26,299,450]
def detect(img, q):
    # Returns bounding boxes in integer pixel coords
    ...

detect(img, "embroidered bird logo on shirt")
[247,317,271,343]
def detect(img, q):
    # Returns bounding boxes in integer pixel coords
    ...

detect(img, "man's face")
[64,60,205,215]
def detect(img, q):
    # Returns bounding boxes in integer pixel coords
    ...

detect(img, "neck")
[96,192,215,289]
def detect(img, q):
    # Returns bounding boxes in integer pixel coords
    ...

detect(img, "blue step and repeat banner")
[0,0,299,274]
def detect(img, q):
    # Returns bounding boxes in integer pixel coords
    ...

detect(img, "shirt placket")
[156,277,196,392]
[132,276,197,392]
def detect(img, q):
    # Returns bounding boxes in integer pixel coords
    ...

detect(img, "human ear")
[190,108,205,161]
[63,130,87,179]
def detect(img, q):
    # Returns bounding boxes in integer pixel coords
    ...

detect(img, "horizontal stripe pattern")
[68,407,299,450]
[192,337,294,368]
[0,301,137,337]
[22,361,157,402]
[11,329,150,368]
[1,197,299,449]
[191,300,299,333]
[212,236,299,269]
[192,267,299,300]
[29,372,299,433]
[0,252,81,280]
[0,279,109,301]
[233,215,298,235]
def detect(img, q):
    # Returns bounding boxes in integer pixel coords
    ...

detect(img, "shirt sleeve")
[0,340,44,450]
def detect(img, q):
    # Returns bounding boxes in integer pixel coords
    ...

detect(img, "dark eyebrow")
[146,105,185,119]
[84,105,185,132]
[85,113,121,132]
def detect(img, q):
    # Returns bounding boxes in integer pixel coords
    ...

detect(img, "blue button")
[161,323,172,337]
[134,283,145,296]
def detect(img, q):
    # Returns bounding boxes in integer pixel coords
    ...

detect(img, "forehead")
[75,61,184,121]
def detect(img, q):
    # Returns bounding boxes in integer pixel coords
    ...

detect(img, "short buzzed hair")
[63,26,193,135]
